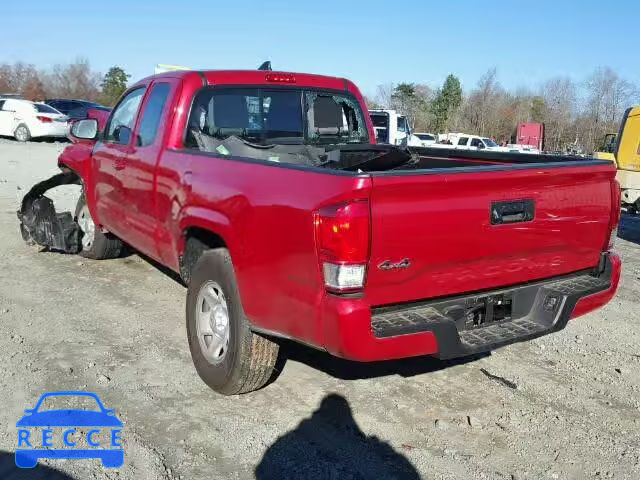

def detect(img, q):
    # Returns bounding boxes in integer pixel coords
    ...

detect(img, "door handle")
[490,199,535,225]
[114,158,126,171]
[183,171,193,193]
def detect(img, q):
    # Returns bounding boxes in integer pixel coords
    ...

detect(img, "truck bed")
[407,146,594,170]
[312,143,607,173]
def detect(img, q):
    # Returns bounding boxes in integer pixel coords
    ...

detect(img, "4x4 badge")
[378,258,411,270]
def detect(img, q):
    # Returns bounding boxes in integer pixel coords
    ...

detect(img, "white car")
[0,99,68,142]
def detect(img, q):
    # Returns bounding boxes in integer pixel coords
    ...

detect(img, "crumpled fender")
[17,171,83,254]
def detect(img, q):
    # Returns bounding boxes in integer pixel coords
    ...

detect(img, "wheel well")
[180,228,227,284]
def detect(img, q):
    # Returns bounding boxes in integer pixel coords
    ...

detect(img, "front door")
[92,88,146,238]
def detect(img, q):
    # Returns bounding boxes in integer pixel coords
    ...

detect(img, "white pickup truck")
[431,133,538,153]
[437,134,505,151]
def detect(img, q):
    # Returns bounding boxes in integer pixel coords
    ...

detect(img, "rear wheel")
[75,193,123,259]
[186,248,279,395]
[14,124,31,142]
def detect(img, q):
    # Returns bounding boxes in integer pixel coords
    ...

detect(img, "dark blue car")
[15,391,123,468]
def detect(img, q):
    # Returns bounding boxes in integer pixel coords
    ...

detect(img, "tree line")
[0,59,130,107]
[2,59,637,153]
[368,67,639,153]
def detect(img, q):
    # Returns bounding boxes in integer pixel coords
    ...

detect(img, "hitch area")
[17,171,83,254]
[444,294,514,330]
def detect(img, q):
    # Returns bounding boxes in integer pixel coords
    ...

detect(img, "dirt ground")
[0,139,639,480]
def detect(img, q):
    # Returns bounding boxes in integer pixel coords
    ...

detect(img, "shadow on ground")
[0,451,75,479]
[280,339,488,381]
[255,393,420,480]
[619,212,640,245]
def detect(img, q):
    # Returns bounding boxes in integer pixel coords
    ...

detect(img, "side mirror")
[23,409,34,414]
[113,125,132,145]
[70,118,98,141]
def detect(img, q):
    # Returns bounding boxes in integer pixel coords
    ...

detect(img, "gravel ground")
[0,138,639,480]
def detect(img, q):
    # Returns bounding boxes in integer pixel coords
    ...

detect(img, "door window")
[457,137,469,146]
[470,138,482,147]
[104,89,145,145]
[397,117,408,133]
[137,83,171,146]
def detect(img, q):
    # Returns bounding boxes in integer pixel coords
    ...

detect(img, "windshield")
[185,87,369,148]
[482,138,498,147]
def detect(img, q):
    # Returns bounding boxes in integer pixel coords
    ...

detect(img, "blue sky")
[2,0,637,96]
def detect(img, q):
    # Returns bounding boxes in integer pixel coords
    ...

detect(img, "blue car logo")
[15,391,123,468]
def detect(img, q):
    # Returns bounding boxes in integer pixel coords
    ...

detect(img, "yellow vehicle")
[615,106,640,213]
[593,133,617,162]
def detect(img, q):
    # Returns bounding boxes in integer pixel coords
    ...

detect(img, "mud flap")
[17,171,83,254]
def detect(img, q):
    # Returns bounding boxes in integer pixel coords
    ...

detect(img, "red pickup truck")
[19,68,621,395]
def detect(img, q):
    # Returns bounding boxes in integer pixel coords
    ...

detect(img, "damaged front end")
[17,171,83,254]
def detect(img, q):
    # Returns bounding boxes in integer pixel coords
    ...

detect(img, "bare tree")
[457,68,503,136]
[581,67,636,152]
[541,77,577,151]
[374,83,394,109]
[43,58,102,101]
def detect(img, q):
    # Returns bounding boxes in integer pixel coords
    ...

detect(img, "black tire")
[186,248,279,395]
[74,193,123,259]
[14,124,31,142]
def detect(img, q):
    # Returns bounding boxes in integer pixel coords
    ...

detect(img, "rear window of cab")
[184,87,370,150]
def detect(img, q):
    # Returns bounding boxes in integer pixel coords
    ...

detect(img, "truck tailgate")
[366,164,615,306]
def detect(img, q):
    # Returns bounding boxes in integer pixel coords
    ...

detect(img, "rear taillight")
[314,199,370,292]
[36,116,53,123]
[607,180,621,251]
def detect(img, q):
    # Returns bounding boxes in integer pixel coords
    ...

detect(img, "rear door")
[0,100,14,136]
[120,80,175,260]
[0,100,21,136]
[365,163,615,306]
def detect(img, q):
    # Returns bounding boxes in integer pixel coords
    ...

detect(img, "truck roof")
[135,69,354,91]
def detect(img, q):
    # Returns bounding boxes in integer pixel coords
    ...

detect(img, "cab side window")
[104,88,145,145]
[137,83,171,146]
[470,138,482,147]
[458,137,469,146]
[397,116,410,134]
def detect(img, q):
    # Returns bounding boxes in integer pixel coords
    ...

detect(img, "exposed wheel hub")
[196,281,230,364]
[77,205,95,250]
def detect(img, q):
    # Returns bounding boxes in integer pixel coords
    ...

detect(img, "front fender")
[57,143,93,182]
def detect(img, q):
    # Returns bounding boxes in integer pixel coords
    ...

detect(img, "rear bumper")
[320,253,621,362]
[30,122,69,138]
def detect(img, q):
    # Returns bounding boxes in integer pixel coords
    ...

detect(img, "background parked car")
[45,99,110,121]
[0,99,68,142]
[0,93,25,100]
